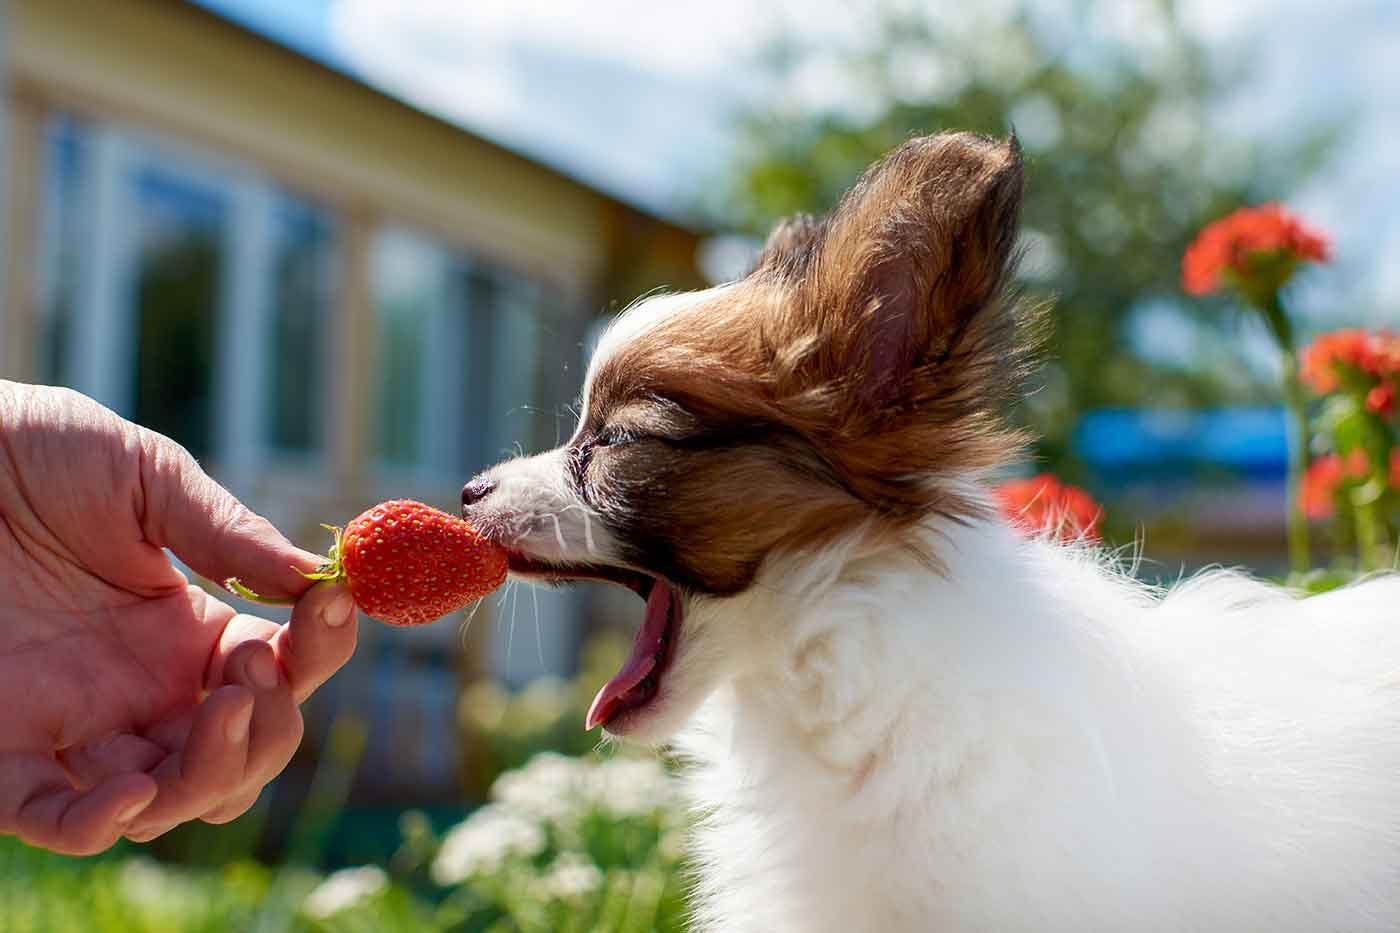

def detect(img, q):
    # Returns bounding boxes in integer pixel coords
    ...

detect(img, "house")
[1,0,705,799]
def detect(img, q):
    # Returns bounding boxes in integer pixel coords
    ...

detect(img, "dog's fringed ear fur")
[801,132,1027,408]
[751,213,826,280]
[745,133,1038,525]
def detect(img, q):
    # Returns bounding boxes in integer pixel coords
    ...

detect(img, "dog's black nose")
[461,477,496,512]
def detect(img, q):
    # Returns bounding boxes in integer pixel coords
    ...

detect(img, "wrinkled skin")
[0,381,358,854]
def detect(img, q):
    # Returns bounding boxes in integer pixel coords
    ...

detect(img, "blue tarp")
[1074,408,1288,481]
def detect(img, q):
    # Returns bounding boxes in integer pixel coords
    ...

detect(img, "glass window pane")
[488,278,542,462]
[131,166,226,459]
[460,266,499,468]
[264,196,333,455]
[373,231,441,468]
[459,267,543,470]
[37,117,87,387]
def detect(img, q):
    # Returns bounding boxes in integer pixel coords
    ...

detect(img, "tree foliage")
[719,0,1336,469]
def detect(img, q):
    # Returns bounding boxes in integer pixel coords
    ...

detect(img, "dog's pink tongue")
[586,583,673,730]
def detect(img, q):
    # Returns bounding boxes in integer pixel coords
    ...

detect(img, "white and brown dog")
[463,133,1400,932]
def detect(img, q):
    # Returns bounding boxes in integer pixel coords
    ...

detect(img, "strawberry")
[226,499,507,626]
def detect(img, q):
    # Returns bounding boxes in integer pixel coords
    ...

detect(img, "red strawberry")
[226,499,507,626]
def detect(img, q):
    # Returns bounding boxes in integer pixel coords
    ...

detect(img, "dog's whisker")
[546,512,568,554]
[459,595,486,651]
[581,510,597,555]
[531,584,544,670]
[505,579,520,671]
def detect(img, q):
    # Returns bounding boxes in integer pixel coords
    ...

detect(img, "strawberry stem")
[223,576,296,606]
[222,524,349,605]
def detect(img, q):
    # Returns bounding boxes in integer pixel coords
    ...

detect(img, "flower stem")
[1280,357,1313,576]
[1261,295,1311,577]
[1351,484,1382,572]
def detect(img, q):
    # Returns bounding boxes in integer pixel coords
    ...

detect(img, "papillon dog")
[462,132,1400,931]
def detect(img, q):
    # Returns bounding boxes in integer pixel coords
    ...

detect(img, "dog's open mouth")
[506,554,680,731]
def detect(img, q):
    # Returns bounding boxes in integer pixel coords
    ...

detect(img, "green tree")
[719,0,1335,472]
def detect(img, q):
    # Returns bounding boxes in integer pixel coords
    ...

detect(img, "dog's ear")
[804,132,1024,407]
[751,213,825,279]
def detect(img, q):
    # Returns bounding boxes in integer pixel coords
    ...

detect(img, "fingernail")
[322,588,355,628]
[248,650,280,691]
[117,800,151,825]
[226,704,253,744]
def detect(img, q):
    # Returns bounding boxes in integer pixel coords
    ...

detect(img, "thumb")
[0,753,156,856]
[137,428,323,599]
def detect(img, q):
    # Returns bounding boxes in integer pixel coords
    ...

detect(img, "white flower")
[489,751,681,824]
[432,803,547,884]
[586,757,681,817]
[491,752,585,823]
[541,851,603,900]
[302,866,388,919]
[118,858,203,911]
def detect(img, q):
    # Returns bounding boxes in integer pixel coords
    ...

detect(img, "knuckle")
[255,715,304,779]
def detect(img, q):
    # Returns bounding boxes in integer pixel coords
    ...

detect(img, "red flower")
[1300,329,1400,394]
[1182,203,1330,296]
[1301,449,1400,519]
[996,474,1102,543]
[1367,383,1395,417]
[1300,451,1368,519]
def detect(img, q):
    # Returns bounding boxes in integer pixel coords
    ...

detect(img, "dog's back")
[677,525,1400,932]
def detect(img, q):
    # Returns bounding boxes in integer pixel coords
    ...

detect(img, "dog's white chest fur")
[674,521,1400,932]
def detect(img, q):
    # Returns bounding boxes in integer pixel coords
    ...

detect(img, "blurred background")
[1,0,1396,928]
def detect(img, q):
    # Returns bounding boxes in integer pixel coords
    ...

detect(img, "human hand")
[0,381,358,854]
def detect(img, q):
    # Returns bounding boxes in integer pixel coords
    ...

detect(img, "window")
[35,115,339,469]
[130,164,227,459]
[372,233,551,477]
[264,196,334,456]
[36,117,86,387]
[373,230,447,469]
[483,275,543,465]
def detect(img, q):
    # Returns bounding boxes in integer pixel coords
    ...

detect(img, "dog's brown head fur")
[566,132,1038,594]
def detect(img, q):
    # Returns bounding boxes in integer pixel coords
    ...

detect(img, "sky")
[191,0,1399,326]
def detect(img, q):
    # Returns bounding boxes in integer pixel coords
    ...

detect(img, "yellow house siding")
[8,0,621,298]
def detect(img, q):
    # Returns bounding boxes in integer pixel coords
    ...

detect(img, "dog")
[462,132,1400,931]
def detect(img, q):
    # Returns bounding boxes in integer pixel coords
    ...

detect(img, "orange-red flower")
[996,474,1102,543]
[1367,383,1396,417]
[1299,329,1400,395]
[1301,449,1400,519]
[1300,451,1368,519]
[1182,203,1330,296]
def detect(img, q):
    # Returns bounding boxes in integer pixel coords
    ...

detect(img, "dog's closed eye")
[594,427,640,448]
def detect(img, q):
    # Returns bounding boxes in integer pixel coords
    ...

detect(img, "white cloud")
[325,0,817,213]
[328,1,526,127]
[325,0,1400,316]
[328,0,814,89]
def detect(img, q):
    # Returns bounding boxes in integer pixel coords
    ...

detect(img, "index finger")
[138,430,322,599]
